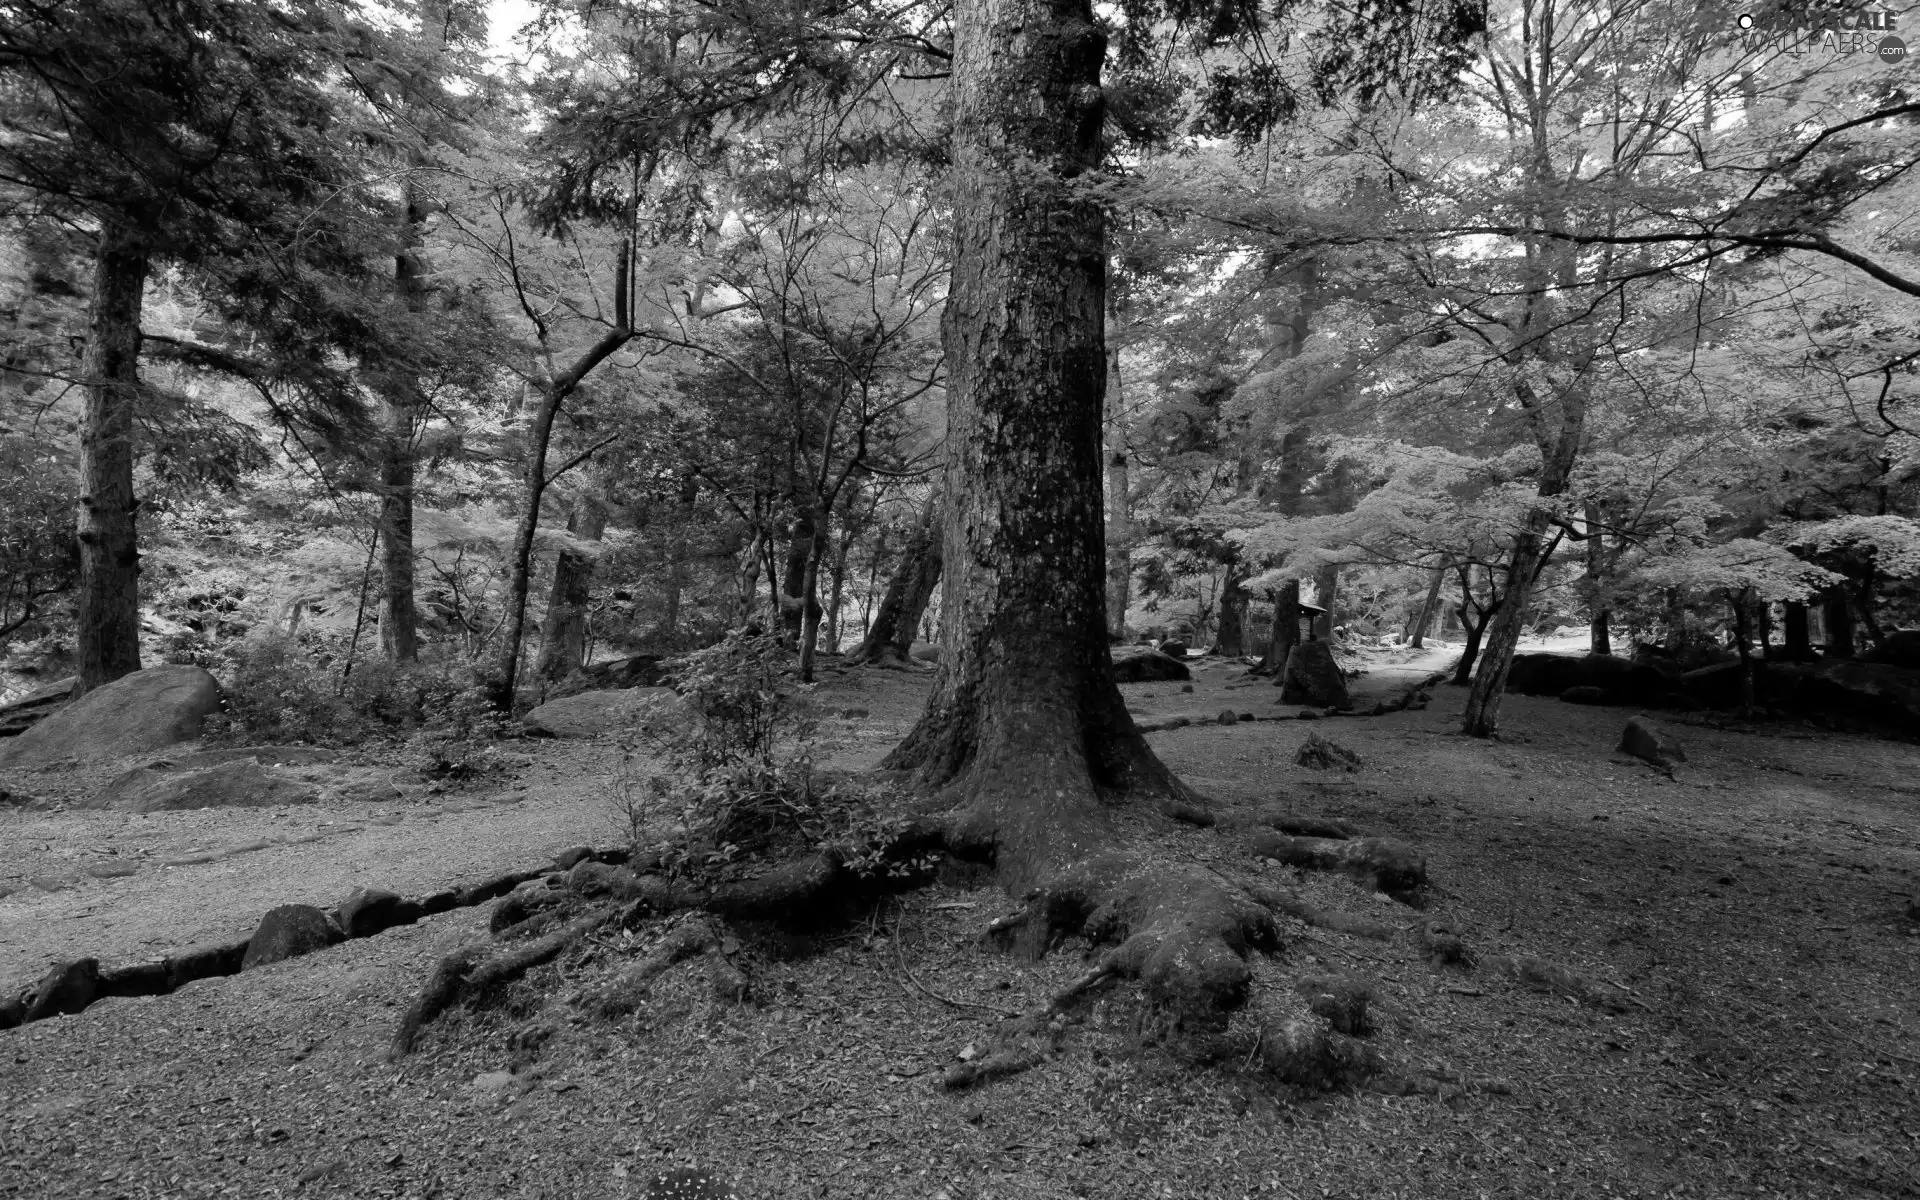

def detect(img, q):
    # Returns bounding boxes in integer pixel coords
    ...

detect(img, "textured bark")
[1463,373,1582,737]
[1821,586,1855,659]
[1782,600,1813,660]
[535,494,606,683]
[1213,567,1249,656]
[1408,564,1445,649]
[377,187,427,663]
[880,0,1190,886]
[1104,344,1131,642]
[825,526,852,652]
[798,508,829,681]
[1262,579,1302,677]
[75,223,150,694]
[1310,565,1338,640]
[779,509,816,646]
[1583,501,1610,656]
[850,495,942,667]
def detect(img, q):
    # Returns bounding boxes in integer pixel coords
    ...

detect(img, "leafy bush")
[617,630,932,879]
[207,633,504,748]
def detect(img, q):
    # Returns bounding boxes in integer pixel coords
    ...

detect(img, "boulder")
[1864,630,1920,670]
[241,904,343,970]
[521,687,683,738]
[1109,645,1191,683]
[23,958,101,1021]
[334,887,418,938]
[165,940,250,989]
[1619,716,1685,773]
[0,678,73,739]
[1799,660,1920,734]
[1507,653,1672,705]
[83,758,321,813]
[549,654,670,699]
[1559,685,1616,706]
[0,665,221,770]
[1280,642,1351,709]
[0,993,24,1029]
[1158,639,1190,660]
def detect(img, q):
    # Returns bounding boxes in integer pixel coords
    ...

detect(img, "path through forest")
[3,663,1918,1199]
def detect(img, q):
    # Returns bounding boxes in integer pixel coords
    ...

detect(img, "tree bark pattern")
[75,223,150,694]
[881,0,1188,885]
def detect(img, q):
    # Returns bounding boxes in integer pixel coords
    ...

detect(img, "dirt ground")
[2,647,1918,1200]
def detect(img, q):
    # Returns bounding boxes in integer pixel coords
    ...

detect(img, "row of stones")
[0,845,615,1031]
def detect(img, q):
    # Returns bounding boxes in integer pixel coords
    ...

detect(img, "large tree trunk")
[1408,563,1445,649]
[881,0,1190,885]
[74,223,150,695]
[1213,566,1249,656]
[778,508,816,648]
[1262,579,1301,678]
[825,525,852,653]
[1104,344,1131,642]
[1821,586,1855,658]
[1584,501,1609,656]
[849,495,942,667]
[798,507,830,682]
[1462,514,1551,734]
[534,493,606,684]
[376,403,419,663]
[1782,599,1812,660]
[377,187,427,663]
[1310,565,1338,641]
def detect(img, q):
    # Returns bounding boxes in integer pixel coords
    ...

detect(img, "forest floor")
[3,646,1919,1200]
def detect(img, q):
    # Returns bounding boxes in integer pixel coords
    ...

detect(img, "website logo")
[1738,6,1907,60]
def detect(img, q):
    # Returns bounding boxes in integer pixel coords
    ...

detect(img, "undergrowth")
[205,633,507,761]
[612,630,936,880]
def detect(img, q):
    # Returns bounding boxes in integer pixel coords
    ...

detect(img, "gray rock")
[1110,645,1191,683]
[521,687,682,738]
[1619,716,1685,773]
[0,678,72,740]
[165,939,250,989]
[1559,685,1616,705]
[0,666,221,770]
[472,1070,516,1092]
[1280,642,1351,709]
[23,958,100,1021]
[1865,630,1920,670]
[1159,639,1189,659]
[241,904,343,970]
[84,758,321,813]
[1217,709,1239,725]
[335,887,417,938]
[0,993,24,1029]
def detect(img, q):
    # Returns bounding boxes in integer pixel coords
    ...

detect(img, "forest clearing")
[5,0,1920,1195]
[2,655,1917,1199]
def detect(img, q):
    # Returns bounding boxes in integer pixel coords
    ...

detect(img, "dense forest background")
[2,0,1915,731]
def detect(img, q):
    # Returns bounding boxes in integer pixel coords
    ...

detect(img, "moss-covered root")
[390,910,617,1059]
[1247,831,1428,902]
[583,917,750,1017]
[1000,855,1281,1027]
[1253,1018,1389,1089]
[1242,882,1398,942]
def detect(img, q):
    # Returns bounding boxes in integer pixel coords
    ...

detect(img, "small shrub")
[209,634,505,749]
[615,630,933,879]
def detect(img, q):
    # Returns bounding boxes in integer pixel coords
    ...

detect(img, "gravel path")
[0,742,625,987]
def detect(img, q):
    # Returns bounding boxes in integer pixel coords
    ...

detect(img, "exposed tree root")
[390,909,620,1058]
[942,1014,1062,1089]
[583,917,748,1017]
[1414,916,1473,966]
[1003,855,1281,1026]
[1252,1018,1388,1089]
[1243,883,1398,942]
[1246,831,1428,902]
